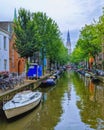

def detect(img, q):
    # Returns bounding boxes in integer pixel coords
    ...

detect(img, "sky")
[0,0,104,50]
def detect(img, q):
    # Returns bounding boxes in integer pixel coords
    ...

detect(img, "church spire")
[66,30,71,54]
[67,30,70,44]
[14,8,17,21]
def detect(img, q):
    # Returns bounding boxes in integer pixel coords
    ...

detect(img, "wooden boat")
[3,90,42,119]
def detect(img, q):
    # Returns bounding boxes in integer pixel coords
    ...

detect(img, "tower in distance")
[66,30,71,54]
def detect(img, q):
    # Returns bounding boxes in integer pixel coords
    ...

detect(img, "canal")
[0,70,104,130]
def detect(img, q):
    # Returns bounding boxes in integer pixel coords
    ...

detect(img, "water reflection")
[73,72,104,129]
[0,104,42,130]
[88,80,95,101]
[0,71,104,130]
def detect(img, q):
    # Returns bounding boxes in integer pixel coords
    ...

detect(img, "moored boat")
[40,78,56,87]
[85,72,91,78]
[3,90,42,119]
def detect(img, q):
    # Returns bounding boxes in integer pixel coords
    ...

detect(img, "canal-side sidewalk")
[0,74,51,103]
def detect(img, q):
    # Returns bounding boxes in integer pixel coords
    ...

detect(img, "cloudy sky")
[0,0,104,49]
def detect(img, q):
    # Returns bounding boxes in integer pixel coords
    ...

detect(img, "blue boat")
[40,78,56,87]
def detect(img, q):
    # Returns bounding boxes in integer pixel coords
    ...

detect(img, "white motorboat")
[3,90,42,119]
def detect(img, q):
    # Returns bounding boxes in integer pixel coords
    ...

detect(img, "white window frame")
[4,59,7,71]
[4,36,7,50]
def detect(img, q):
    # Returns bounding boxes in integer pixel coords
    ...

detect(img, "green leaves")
[70,11,104,64]
[13,8,69,66]
[14,8,35,58]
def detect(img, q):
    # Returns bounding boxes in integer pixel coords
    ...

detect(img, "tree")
[14,8,39,59]
[96,7,104,44]
[69,46,85,64]
[46,38,69,69]
[32,12,62,73]
[71,24,101,68]
[96,8,104,69]
[78,24,101,58]
[14,8,69,73]
[70,7,104,69]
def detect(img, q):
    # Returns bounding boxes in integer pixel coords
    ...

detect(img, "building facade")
[0,28,9,71]
[9,34,26,74]
[0,21,25,75]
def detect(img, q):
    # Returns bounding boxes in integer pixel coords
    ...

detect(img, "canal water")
[0,70,104,130]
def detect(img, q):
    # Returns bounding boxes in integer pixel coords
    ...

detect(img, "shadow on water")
[0,71,104,130]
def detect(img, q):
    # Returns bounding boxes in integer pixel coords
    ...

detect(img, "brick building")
[0,21,25,75]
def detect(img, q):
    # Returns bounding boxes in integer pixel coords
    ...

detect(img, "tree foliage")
[70,8,104,65]
[14,8,38,58]
[13,8,69,67]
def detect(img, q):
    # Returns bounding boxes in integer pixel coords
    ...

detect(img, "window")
[4,36,6,50]
[4,59,7,71]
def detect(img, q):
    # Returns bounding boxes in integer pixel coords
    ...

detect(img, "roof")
[0,21,13,37]
[0,27,9,35]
